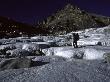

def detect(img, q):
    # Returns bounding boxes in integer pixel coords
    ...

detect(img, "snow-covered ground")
[42,46,110,60]
[68,25,110,46]
[0,25,110,59]
[0,25,110,82]
[0,60,110,82]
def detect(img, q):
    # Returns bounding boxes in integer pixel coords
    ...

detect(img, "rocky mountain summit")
[1,4,110,38]
[38,4,110,35]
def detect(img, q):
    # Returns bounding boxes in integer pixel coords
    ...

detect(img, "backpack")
[75,33,79,41]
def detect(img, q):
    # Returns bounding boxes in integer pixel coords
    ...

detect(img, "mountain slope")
[0,16,48,38]
[38,4,110,35]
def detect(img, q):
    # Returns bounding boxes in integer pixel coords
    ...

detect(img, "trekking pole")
[71,33,74,47]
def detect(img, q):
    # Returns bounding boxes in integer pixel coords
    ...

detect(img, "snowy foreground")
[0,26,110,82]
[0,60,110,82]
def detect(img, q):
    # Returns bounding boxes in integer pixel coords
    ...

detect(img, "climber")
[72,33,79,48]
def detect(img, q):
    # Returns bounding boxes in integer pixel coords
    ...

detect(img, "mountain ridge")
[37,4,110,35]
[0,16,49,38]
[0,4,110,38]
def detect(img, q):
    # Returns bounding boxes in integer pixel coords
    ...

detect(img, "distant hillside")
[0,16,48,38]
[37,4,110,35]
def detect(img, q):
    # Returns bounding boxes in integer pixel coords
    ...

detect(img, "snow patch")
[55,50,75,58]
[84,48,106,60]
[22,43,39,52]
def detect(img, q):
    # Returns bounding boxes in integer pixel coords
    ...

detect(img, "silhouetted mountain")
[37,4,110,35]
[1,4,110,37]
[0,16,48,38]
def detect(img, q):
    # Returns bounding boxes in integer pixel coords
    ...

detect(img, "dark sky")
[0,0,110,25]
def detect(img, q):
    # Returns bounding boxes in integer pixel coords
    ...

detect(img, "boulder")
[103,52,110,63]
[0,58,32,71]
[0,58,49,71]
[0,44,16,50]
[6,49,30,58]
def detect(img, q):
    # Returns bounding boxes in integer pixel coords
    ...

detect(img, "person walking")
[72,33,79,48]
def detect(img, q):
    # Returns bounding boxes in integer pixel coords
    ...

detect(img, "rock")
[0,49,6,55]
[22,43,50,52]
[0,58,32,71]
[0,58,49,71]
[0,44,16,51]
[6,49,30,58]
[73,50,84,59]
[35,50,45,56]
[97,42,102,46]
[22,43,39,52]
[32,56,66,63]
[103,52,110,63]
[47,40,58,47]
